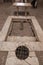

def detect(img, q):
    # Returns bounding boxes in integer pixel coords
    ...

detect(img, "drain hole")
[15,46,29,60]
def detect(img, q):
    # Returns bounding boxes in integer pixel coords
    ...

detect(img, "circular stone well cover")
[15,46,29,60]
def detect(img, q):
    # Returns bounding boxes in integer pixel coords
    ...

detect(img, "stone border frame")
[0,16,43,42]
[0,16,43,65]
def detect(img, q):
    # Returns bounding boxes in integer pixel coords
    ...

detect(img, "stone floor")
[0,3,11,30]
[29,2,43,65]
[0,42,43,65]
[35,51,43,65]
[29,1,43,29]
[0,1,43,65]
[0,51,8,65]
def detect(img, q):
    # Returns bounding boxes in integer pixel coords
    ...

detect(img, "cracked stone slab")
[5,51,39,65]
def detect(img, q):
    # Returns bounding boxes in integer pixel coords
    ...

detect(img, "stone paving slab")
[25,57,39,65]
[0,42,43,51]
[0,16,12,41]
[5,51,39,65]
[32,16,43,42]
[7,36,36,42]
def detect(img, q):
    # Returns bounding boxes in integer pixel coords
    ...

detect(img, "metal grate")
[15,46,29,60]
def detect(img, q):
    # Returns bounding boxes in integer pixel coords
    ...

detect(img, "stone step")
[7,36,36,42]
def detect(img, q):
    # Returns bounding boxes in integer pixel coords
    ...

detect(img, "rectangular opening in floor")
[0,16,42,42]
[9,20,34,37]
[7,18,38,42]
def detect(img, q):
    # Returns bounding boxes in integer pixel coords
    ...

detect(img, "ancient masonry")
[0,1,43,65]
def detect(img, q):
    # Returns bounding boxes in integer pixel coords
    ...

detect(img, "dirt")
[0,51,8,65]
[35,51,43,65]
[10,22,34,36]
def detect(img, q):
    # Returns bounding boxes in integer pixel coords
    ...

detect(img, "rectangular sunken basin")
[0,16,43,65]
[7,20,36,42]
[0,16,43,42]
[10,20,34,36]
